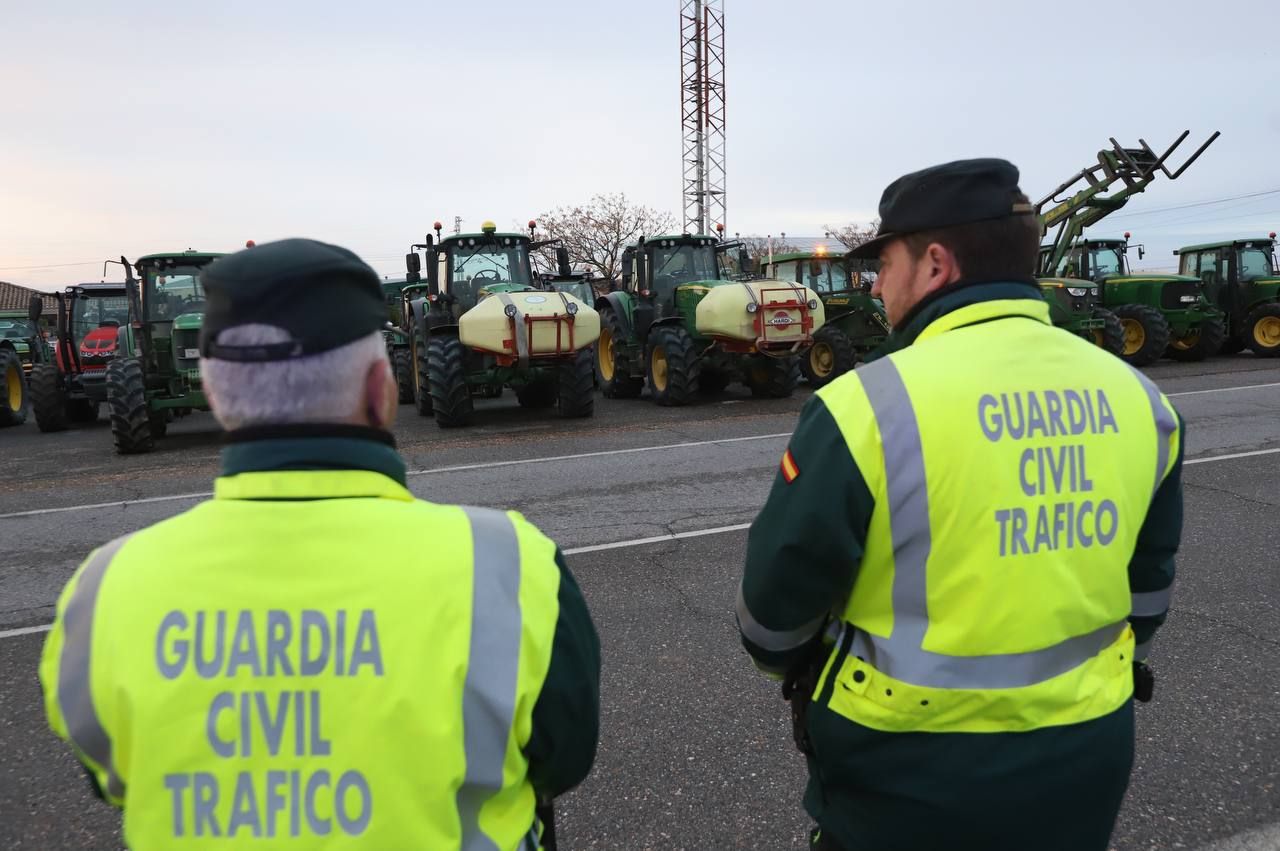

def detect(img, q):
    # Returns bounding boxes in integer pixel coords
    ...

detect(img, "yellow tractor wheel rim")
[650,346,668,392]
[598,329,615,382]
[809,342,834,378]
[5,362,21,412]
[1254,316,1280,348]
[1092,328,1106,347]
[1120,319,1146,355]
[1171,331,1199,351]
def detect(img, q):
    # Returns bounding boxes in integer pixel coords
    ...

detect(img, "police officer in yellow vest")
[736,160,1183,851]
[39,238,601,849]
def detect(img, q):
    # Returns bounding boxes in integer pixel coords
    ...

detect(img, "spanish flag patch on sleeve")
[780,449,800,483]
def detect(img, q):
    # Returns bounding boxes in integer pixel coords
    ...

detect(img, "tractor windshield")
[648,244,719,299]
[72,296,129,341]
[144,266,207,322]
[800,258,851,293]
[1238,247,1275,280]
[1088,246,1127,279]
[0,319,36,341]
[447,243,532,306]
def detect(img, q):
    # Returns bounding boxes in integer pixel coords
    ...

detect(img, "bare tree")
[736,234,803,263]
[530,193,677,286]
[822,220,881,250]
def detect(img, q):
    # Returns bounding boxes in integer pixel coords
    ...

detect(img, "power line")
[0,260,101,272]
[1107,188,1280,221]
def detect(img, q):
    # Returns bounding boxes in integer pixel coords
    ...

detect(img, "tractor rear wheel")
[393,348,414,404]
[68,399,100,423]
[646,325,699,407]
[30,363,69,432]
[1112,304,1170,367]
[557,349,595,418]
[596,307,643,399]
[801,326,857,387]
[748,355,801,399]
[106,358,154,454]
[1091,309,1125,357]
[1244,303,1280,357]
[412,328,433,416]
[1167,313,1226,362]
[427,334,474,428]
[0,349,28,428]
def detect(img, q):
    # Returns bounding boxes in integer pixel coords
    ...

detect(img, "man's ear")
[925,242,962,291]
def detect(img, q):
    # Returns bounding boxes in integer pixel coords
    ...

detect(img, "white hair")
[200,324,388,430]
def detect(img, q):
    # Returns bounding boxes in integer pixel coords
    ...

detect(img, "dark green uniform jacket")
[740,282,1184,851]
[222,424,602,801]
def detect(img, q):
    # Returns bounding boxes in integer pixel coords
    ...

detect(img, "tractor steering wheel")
[473,269,502,282]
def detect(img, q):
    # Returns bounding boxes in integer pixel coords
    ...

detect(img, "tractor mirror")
[634,251,647,290]
[1138,246,1146,260]
[28,294,43,322]
[809,260,823,279]
[405,251,421,281]
[425,248,440,295]
[556,246,571,277]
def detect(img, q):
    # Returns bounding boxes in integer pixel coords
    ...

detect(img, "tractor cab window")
[1087,246,1126,279]
[647,244,719,300]
[1237,247,1274,281]
[72,296,129,342]
[145,267,207,328]
[1198,251,1221,288]
[1178,253,1198,277]
[447,242,532,308]
[800,258,849,294]
[770,260,798,283]
[0,319,36,341]
[851,259,879,292]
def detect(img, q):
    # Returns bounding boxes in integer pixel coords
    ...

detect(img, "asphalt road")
[0,354,1278,850]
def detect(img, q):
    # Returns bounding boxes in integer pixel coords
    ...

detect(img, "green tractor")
[1033,276,1123,355]
[1174,233,1280,357]
[104,251,224,453]
[0,296,50,427]
[401,220,599,427]
[1053,235,1226,364]
[758,248,888,387]
[1035,130,1223,366]
[28,283,130,431]
[594,234,824,404]
[379,278,415,404]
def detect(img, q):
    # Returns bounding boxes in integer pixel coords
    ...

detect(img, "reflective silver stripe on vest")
[457,507,523,851]
[57,534,132,799]
[498,294,530,366]
[1131,587,1173,618]
[854,359,1126,690]
[1131,368,1177,497]
[735,584,824,652]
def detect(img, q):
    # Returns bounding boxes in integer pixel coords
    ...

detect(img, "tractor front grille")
[173,328,201,369]
[1160,281,1201,311]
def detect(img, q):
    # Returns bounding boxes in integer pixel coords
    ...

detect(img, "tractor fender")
[595,291,635,337]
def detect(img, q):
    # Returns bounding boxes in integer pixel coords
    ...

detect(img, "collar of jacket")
[216,424,410,499]
[877,278,1048,354]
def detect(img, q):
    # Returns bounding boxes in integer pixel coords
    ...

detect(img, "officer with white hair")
[41,238,600,850]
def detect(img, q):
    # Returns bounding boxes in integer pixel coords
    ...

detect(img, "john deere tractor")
[1054,235,1225,364]
[759,248,887,387]
[0,296,49,428]
[28,283,129,431]
[594,234,824,405]
[103,251,224,453]
[379,278,415,404]
[401,221,599,428]
[1174,233,1280,357]
[1035,130,1223,366]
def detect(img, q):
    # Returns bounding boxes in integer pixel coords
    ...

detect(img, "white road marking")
[563,523,752,556]
[1169,381,1280,398]
[0,491,213,520]
[1185,447,1280,465]
[0,623,52,639]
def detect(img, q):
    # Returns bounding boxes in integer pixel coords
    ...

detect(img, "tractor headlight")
[504,304,518,317]
[807,298,819,310]
[1066,287,1089,297]
[746,303,759,314]
[566,302,579,315]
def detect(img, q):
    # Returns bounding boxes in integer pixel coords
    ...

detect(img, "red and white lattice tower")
[679,0,726,235]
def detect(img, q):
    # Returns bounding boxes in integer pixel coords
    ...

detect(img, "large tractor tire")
[68,399,100,423]
[393,348,414,404]
[106,358,155,454]
[1244,303,1280,357]
[1091,309,1125,357]
[697,367,732,396]
[411,328,433,416]
[646,325,699,407]
[427,334,474,428]
[748,355,801,399]
[557,349,595,419]
[1112,304,1171,367]
[516,380,557,409]
[1167,313,1227,362]
[801,326,857,388]
[30,363,69,432]
[596,306,643,399]
[0,349,28,427]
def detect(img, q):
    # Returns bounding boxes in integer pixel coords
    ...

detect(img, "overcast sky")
[3,0,1277,289]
